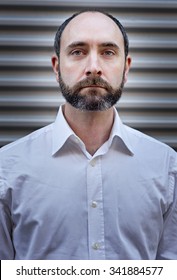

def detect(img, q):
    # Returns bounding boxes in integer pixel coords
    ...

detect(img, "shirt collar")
[52,105,76,155]
[109,107,134,155]
[52,105,134,156]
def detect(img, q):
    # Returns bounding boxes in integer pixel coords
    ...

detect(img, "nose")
[85,53,102,76]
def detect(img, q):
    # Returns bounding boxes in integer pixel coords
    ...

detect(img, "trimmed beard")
[58,72,125,111]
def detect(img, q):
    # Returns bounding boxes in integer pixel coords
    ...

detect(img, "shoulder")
[124,125,177,167]
[126,124,174,150]
[0,124,53,158]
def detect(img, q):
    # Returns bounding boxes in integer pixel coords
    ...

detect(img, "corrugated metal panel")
[0,0,177,150]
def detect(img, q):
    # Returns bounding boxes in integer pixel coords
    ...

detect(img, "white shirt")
[0,106,177,259]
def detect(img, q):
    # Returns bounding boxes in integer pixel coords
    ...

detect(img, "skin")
[51,12,131,155]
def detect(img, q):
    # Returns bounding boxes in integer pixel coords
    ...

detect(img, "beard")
[58,72,125,111]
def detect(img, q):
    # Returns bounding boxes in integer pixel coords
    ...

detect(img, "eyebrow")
[99,42,120,50]
[66,41,88,51]
[66,41,120,51]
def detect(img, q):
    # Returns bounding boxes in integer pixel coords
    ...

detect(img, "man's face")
[53,12,131,111]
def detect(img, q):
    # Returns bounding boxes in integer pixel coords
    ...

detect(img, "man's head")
[52,10,131,111]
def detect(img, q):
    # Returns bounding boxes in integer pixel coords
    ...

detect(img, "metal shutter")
[0,0,177,151]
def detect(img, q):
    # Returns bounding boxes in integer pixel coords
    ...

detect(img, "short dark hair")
[54,10,129,58]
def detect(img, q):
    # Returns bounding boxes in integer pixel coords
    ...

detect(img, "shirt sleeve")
[156,155,177,260]
[0,178,15,260]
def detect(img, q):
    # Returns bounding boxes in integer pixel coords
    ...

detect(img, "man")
[0,10,177,260]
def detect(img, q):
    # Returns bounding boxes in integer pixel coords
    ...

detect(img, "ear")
[51,54,59,82]
[124,55,132,84]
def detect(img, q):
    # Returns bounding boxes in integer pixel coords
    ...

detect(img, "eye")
[102,50,115,56]
[70,49,85,56]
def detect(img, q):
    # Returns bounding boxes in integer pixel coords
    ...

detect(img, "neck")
[63,103,114,155]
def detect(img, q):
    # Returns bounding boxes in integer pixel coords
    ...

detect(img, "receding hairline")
[61,11,123,37]
[54,9,129,58]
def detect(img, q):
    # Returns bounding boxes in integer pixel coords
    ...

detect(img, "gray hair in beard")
[58,73,125,111]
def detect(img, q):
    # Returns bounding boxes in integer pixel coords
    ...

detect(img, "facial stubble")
[58,71,125,111]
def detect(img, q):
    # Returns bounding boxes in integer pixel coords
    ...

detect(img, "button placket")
[86,156,105,259]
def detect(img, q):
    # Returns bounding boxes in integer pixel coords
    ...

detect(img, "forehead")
[60,12,124,48]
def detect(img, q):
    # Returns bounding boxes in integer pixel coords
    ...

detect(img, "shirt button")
[92,243,100,250]
[91,201,97,208]
[90,159,96,167]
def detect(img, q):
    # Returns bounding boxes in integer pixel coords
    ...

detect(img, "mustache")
[71,75,113,92]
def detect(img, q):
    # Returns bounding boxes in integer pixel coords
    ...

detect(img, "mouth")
[82,85,106,89]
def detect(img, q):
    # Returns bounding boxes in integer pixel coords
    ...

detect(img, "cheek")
[103,59,125,83]
[59,67,75,87]
[59,61,83,87]
[107,67,124,87]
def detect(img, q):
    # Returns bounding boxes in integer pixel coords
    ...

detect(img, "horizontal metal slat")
[0,0,177,9]
[1,15,177,29]
[0,95,61,108]
[0,112,56,128]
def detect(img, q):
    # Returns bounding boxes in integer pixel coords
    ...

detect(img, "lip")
[82,85,106,89]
